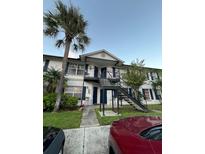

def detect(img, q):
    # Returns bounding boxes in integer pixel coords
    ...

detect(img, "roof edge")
[80,49,124,63]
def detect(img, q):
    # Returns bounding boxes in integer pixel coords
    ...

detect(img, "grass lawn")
[147,104,162,111]
[96,105,162,126]
[43,111,82,129]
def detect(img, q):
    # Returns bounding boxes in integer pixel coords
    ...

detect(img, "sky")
[43,0,162,68]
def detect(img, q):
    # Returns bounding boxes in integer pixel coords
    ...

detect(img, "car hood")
[112,116,162,134]
[110,116,162,154]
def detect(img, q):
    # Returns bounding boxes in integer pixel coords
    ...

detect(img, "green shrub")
[61,94,78,110]
[43,93,78,111]
[43,93,57,112]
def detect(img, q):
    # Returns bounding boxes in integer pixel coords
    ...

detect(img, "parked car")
[109,116,162,154]
[43,126,65,154]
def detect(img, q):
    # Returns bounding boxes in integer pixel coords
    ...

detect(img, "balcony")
[84,72,99,82]
[84,68,120,83]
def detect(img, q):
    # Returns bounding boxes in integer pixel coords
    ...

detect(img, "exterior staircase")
[117,85,148,112]
[99,74,148,112]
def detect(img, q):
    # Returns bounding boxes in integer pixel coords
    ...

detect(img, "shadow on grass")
[95,105,162,125]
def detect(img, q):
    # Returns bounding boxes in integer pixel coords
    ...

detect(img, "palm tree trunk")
[53,41,71,112]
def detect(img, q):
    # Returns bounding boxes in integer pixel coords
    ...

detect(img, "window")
[67,63,84,76]
[151,72,158,80]
[142,89,150,100]
[77,64,84,75]
[65,86,83,99]
[146,72,159,80]
[154,89,161,100]
[140,125,162,140]
[68,63,77,75]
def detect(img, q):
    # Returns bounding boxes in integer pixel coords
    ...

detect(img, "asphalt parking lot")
[63,125,110,154]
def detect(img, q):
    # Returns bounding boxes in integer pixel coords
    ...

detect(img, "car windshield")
[140,125,162,140]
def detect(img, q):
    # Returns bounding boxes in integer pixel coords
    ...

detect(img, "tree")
[43,67,67,93]
[122,59,146,99]
[43,0,90,112]
[43,67,61,93]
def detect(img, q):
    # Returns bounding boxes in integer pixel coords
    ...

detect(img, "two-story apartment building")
[43,49,162,110]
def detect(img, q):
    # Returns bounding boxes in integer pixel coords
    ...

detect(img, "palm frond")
[73,43,78,51]
[78,43,85,51]
[76,32,90,45]
[43,0,90,51]
[43,27,59,37]
[43,11,59,37]
[55,39,65,48]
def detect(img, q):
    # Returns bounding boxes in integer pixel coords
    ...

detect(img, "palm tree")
[43,0,90,112]
[43,67,62,93]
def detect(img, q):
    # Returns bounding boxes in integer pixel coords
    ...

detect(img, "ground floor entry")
[100,89,107,104]
[92,86,108,105]
[93,87,98,104]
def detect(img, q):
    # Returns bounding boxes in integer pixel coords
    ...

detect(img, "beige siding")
[89,52,117,61]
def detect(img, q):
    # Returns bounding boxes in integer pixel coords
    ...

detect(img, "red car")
[109,116,162,154]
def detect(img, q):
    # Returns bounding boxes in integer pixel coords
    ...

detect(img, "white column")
[151,89,156,100]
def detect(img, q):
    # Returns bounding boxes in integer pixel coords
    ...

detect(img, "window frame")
[65,86,83,99]
[140,125,162,141]
[66,63,85,76]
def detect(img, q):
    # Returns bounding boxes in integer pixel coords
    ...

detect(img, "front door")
[101,67,107,78]
[100,89,107,104]
[93,87,98,104]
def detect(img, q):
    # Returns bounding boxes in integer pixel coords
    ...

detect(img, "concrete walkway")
[63,125,110,154]
[80,105,100,128]
[152,109,162,113]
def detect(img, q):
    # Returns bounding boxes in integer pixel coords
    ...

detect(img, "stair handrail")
[118,86,147,111]
[117,75,147,110]
[101,70,147,111]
